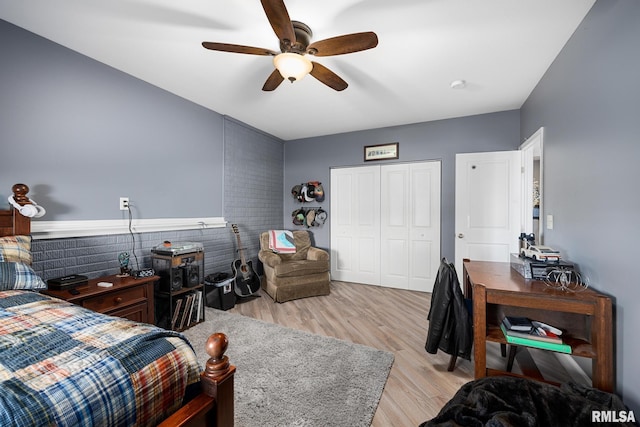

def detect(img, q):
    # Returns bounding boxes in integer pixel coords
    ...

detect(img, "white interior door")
[330,166,380,284]
[380,162,441,292]
[455,151,521,276]
[380,164,410,289]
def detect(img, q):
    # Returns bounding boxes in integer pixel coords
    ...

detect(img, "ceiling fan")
[202,0,378,92]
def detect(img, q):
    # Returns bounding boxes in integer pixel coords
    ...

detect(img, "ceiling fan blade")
[260,0,296,45]
[307,32,378,57]
[202,42,277,56]
[262,69,285,91]
[310,62,348,91]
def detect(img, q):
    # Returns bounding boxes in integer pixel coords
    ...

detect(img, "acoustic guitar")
[231,224,261,297]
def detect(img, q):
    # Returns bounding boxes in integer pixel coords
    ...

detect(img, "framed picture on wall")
[364,142,399,161]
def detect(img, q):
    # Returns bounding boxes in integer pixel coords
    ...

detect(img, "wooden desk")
[463,259,613,392]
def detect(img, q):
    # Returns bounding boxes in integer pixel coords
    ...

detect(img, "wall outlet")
[119,197,129,211]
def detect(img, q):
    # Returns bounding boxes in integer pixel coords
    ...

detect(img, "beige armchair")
[258,231,330,302]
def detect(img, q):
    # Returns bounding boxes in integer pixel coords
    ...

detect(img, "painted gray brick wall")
[223,117,285,275]
[31,228,234,281]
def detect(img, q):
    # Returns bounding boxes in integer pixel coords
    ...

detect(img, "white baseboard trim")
[31,217,227,239]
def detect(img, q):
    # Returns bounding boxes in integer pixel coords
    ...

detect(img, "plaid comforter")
[0,290,202,426]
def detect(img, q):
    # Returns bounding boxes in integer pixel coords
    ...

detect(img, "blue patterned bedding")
[0,290,202,426]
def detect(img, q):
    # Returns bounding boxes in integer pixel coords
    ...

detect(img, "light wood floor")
[228,280,582,426]
[228,281,473,426]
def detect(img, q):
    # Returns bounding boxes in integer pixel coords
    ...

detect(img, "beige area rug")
[183,307,394,427]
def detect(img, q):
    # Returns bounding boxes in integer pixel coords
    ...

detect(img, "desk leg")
[473,284,487,379]
[592,295,614,392]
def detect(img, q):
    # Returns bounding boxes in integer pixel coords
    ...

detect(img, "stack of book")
[501,316,571,354]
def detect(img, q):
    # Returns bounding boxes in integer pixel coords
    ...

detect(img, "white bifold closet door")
[330,165,381,286]
[331,161,441,292]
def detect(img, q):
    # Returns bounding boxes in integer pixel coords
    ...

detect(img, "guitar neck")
[235,233,247,265]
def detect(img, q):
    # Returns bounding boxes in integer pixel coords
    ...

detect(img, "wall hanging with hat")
[291,181,326,227]
[292,207,327,228]
[291,181,325,203]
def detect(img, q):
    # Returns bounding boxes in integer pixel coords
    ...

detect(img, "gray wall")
[0,19,284,280]
[521,0,639,412]
[284,110,521,261]
[0,19,224,220]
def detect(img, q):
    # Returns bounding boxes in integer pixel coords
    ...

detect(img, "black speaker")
[183,263,201,288]
[153,257,184,291]
[158,268,183,291]
[170,268,184,291]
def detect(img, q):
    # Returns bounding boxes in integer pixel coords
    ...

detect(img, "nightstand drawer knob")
[114,297,123,304]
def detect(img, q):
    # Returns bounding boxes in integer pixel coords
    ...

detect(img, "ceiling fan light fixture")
[274,52,312,83]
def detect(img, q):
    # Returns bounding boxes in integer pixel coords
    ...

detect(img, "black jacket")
[425,259,473,359]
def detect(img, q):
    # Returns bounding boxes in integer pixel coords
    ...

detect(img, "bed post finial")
[12,183,31,206]
[204,333,231,377]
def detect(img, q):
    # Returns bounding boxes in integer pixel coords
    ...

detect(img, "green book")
[500,324,572,354]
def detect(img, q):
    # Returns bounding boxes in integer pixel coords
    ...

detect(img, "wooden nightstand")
[42,274,158,324]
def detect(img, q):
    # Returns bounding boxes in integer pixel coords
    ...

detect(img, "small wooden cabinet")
[42,274,157,324]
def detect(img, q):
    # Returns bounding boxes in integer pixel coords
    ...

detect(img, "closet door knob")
[457,233,464,239]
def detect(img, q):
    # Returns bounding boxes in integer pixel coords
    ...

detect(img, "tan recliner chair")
[258,231,330,302]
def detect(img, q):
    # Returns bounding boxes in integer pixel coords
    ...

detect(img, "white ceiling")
[1,0,595,141]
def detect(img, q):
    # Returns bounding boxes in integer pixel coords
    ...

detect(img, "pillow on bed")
[0,235,33,264]
[0,262,46,290]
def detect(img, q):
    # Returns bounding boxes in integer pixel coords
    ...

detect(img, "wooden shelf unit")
[152,247,206,332]
[463,259,614,392]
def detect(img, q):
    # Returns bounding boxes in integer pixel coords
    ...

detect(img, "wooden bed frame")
[1,183,235,427]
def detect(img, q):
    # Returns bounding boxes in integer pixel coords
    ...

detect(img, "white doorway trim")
[520,127,544,244]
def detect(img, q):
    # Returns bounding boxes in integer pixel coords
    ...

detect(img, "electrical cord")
[127,205,140,271]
